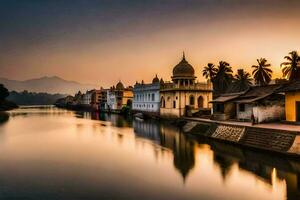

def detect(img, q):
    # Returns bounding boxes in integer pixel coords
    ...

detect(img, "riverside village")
[54,51,300,157]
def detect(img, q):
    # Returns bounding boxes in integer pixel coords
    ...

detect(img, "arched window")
[160,97,165,108]
[189,95,195,105]
[198,96,204,108]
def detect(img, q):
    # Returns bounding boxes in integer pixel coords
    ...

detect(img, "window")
[152,93,155,101]
[189,95,195,105]
[161,97,165,108]
[198,96,204,108]
[239,104,245,112]
[216,104,224,113]
[173,101,176,108]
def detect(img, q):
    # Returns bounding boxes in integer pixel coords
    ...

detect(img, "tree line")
[202,51,300,96]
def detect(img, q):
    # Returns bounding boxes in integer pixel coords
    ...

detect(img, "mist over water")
[0,106,298,199]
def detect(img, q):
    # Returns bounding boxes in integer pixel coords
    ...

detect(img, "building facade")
[106,81,133,112]
[211,84,285,123]
[160,54,213,118]
[279,81,300,123]
[132,75,161,115]
[82,90,93,105]
[91,89,101,110]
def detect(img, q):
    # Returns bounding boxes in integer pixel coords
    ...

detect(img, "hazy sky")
[1,0,300,87]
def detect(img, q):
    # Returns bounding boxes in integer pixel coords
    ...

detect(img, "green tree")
[0,84,9,101]
[214,61,233,94]
[232,69,252,92]
[202,63,217,81]
[281,51,300,81]
[252,58,272,86]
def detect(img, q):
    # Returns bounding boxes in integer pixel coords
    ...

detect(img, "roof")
[152,74,160,83]
[233,84,283,103]
[210,91,246,103]
[277,80,300,92]
[172,52,195,79]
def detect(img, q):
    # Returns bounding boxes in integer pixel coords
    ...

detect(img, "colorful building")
[279,81,300,123]
[91,89,101,110]
[106,81,133,112]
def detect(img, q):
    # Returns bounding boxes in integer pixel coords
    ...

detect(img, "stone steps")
[240,128,296,152]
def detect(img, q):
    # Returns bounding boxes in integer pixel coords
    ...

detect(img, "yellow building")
[122,88,133,108]
[280,81,300,122]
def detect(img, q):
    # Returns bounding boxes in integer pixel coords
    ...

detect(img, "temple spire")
[182,51,185,60]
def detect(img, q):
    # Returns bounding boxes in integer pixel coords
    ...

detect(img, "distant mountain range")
[0,76,98,95]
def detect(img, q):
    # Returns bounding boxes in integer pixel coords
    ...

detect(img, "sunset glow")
[1,0,300,86]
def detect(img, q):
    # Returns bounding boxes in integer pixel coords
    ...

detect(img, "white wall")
[132,83,160,113]
[236,103,253,121]
[253,104,285,123]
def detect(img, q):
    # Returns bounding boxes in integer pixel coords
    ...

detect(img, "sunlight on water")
[0,107,298,199]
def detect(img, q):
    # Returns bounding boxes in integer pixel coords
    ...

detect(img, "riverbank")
[181,117,300,157]
[0,100,18,111]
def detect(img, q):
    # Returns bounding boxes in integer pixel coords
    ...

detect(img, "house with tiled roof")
[210,84,286,123]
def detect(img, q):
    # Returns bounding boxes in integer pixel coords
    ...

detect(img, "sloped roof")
[210,91,246,103]
[277,80,300,92]
[233,84,283,103]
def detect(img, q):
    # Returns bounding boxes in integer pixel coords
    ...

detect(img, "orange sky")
[1,0,300,87]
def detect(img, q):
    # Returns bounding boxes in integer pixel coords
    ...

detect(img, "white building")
[107,89,117,110]
[132,75,161,115]
[82,90,93,105]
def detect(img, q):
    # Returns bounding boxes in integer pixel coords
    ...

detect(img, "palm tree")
[252,58,272,86]
[202,63,217,81]
[281,51,300,81]
[232,69,252,92]
[214,61,233,94]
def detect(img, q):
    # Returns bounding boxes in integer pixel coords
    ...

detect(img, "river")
[0,106,299,199]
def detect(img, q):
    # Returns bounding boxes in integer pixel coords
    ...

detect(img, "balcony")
[160,82,212,91]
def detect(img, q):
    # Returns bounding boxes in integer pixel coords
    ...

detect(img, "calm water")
[0,106,299,200]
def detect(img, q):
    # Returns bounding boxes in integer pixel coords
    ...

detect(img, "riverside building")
[106,81,133,112]
[160,53,213,118]
[132,75,162,116]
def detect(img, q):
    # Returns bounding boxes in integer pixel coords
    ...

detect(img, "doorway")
[296,102,300,122]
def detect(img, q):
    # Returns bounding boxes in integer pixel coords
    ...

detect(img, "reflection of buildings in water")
[133,120,161,143]
[105,114,132,127]
[209,140,300,199]
[80,112,132,128]
[133,119,196,181]
[213,154,235,180]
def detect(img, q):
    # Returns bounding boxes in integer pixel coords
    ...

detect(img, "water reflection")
[0,107,299,199]
[0,112,9,124]
[131,117,299,199]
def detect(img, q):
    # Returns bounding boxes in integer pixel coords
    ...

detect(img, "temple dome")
[152,74,160,83]
[172,53,195,79]
[116,81,124,90]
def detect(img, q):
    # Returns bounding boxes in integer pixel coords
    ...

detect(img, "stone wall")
[211,125,245,142]
[183,121,300,156]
